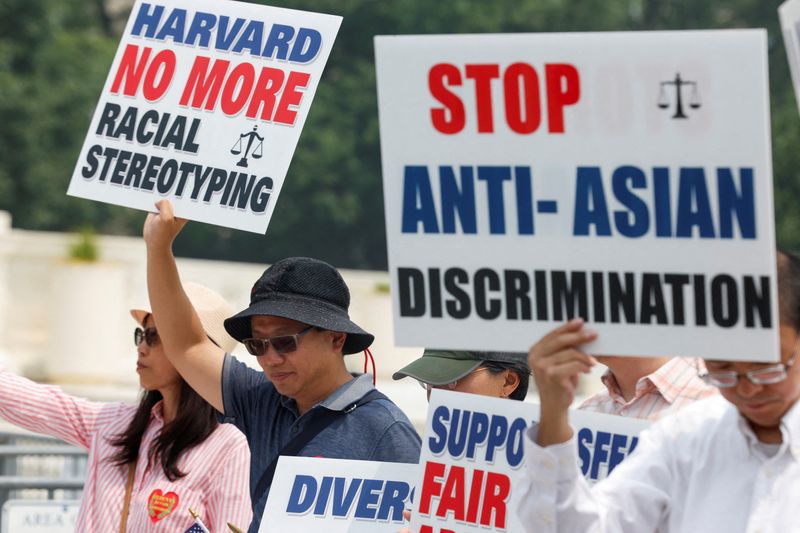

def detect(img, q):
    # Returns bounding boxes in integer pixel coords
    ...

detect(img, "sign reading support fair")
[260,456,417,532]
[375,31,779,361]
[67,0,341,233]
[412,390,648,532]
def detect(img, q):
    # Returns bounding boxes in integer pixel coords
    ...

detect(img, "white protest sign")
[1,500,80,533]
[529,403,650,483]
[411,389,648,532]
[780,0,800,116]
[68,0,341,233]
[375,30,779,361]
[260,456,418,533]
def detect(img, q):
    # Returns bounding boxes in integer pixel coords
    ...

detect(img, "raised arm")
[528,318,597,445]
[143,200,226,412]
[0,367,117,449]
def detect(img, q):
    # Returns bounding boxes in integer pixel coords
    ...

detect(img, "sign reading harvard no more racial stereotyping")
[68,0,341,233]
[375,30,779,361]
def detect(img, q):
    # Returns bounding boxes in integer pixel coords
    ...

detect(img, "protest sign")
[780,0,800,116]
[411,389,648,532]
[68,0,341,233]
[260,456,418,532]
[375,30,779,361]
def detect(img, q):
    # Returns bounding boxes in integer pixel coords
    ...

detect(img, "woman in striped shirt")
[0,282,252,532]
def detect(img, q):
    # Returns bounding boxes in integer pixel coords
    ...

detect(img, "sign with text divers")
[260,457,417,532]
[68,0,341,233]
[376,30,778,361]
[412,390,648,532]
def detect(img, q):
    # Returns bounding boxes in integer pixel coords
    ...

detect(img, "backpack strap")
[253,389,388,500]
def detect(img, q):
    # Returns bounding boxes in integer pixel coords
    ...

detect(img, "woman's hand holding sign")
[529,318,598,446]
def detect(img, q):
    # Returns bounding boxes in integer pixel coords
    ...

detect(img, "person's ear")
[501,370,520,398]
[329,331,347,352]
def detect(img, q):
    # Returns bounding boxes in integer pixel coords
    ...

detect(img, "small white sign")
[68,0,342,233]
[780,0,800,116]
[1,500,80,533]
[260,456,418,533]
[410,390,648,532]
[376,30,779,361]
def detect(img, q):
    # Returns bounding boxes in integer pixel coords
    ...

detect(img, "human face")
[704,324,800,438]
[250,315,346,403]
[136,315,181,392]
[423,365,519,401]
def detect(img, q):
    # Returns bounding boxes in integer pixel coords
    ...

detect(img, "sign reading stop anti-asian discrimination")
[412,390,648,533]
[260,457,417,533]
[780,0,800,116]
[375,31,779,361]
[67,0,341,233]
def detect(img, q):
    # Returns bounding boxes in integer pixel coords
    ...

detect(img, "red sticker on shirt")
[147,489,179,522]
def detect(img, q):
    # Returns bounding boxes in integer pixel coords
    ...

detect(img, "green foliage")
[68,227,98,262]
[2,0,800,267]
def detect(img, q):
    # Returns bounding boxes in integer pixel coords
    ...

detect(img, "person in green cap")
[393,349,530,400]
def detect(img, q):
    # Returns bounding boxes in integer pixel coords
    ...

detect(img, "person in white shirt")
[518,250,800,533]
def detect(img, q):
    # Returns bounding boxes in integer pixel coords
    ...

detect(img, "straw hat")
[130,282,238,353]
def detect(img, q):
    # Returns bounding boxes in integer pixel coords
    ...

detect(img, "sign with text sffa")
[260,456,417,533]
[412,390,648,533]
[375,31,779,361]
[68,0,341,233]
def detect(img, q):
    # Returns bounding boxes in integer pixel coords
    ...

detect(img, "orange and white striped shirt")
[578,357,717,420]
[0,368,252,532]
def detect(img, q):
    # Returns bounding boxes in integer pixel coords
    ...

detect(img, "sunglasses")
[243,326,314,356]
[134,327,159,347]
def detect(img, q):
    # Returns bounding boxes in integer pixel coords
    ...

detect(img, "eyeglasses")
[243,326,314,356]
[134,327,159,347]
[700,352,798,388]
[417,366,491,392]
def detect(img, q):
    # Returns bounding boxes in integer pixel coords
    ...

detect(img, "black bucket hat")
[224,257,374,355]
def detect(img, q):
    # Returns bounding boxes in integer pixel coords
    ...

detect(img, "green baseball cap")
[392,349,528,386]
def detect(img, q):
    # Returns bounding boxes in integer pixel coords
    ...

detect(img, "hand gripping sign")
[375,30,779,361]
[68,0,341,233]
[411,390,648,533]
[261,457,418,533]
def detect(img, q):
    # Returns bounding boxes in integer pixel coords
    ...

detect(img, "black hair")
[777,249,800,331]
[110,313,219,481]
[482,360,531,401]
[109,380,219,481]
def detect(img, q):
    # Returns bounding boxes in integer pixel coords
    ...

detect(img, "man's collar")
[781,399,800,461]
[645,357,706,404]
[600,357,707,404]
[321,374,374,411]
[735,398,800,461]
[279,374,375,414]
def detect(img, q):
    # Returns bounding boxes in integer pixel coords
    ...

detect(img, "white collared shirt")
[518,395,800,533]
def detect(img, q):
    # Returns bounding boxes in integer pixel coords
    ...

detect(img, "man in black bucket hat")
[143,201,421,533]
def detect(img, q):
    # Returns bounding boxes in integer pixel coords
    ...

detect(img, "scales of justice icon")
[230,125,264,168]
[657,72,702,119]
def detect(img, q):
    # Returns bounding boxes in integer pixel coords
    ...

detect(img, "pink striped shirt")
[578,357,718,420]
[0,368,252,532]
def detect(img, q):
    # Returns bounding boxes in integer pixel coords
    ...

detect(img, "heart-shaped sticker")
[147,489,179,523]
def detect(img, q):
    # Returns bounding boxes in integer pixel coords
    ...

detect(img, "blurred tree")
[1,0,799,268]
